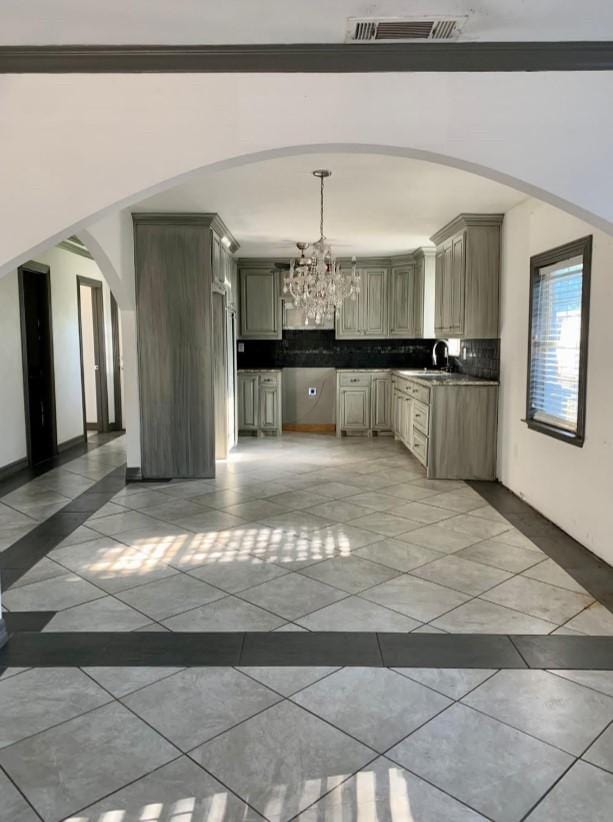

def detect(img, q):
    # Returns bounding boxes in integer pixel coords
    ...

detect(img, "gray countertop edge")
[237,367,498,386]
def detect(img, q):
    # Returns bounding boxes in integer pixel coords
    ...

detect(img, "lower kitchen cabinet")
[238,370,282,436]
[336,371,392,437]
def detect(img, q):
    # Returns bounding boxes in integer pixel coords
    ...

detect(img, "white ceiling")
[3,0,613,44]
[134,153,526,258]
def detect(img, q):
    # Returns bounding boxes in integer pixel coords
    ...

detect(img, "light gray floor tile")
[412,624,448,633]
[551,670,613,698]
[88,500,128,520]
[0,523,38,552]
[82,666,185,698]
[123,667,280,751]
[456,538,545,573]
[43,596,150,632]
[522,558,590,594]
[52,525,101,549]
[115,572,225,620]
[382,482,441,502]
[432,598,558,634]
[295,755,486,822]
[7,557,66,589]
[191,700,373,822]
[469,504,510,523]
[309,523,382,556]
[88,509,170,537]
[50,535,179,593]
[310,481,363,499]
[162,595,285,632]
[495,529,541,550]
[219,499,288,521]
[0,701,178,822]
[65,755,264,822]
[2,572,104,612]
[395,668,497,700]
[342,491,402,511]
[563,602,613,635]
[240,572,347,621]
[294,667,450,752]
[388,703,573,822]
[299,555,401,593]
[526,760,613,822]
[349,512,422,537]
[481,575,593,625]
[583,722,613,771]
[305,499,373,523]
[398,523,479,553]
[0,667,30,681]
[257,511,333,533]
[170,509,247,533]
[410,554,512,596]
[361,575,470,622]
[388,500,456,524]
[0,770,39,822]
[264,489,328,511]
[464,670,613,755]
[187,555,289,593]
[121,488,185,511]
[297,595,422,631]
[238,667,339,697]
[274,622,309,631]
[355,538,443,572]
[410,478,467,493]
[425,490,485,514]
[137,498,216,529]
[0,668,111,749]
[440,513,510,540]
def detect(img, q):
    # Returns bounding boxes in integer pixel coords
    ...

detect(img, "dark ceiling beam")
[1,42,613,73]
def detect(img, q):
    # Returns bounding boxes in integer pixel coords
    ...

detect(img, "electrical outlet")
[238,342,245,353]
[308,387,317,397]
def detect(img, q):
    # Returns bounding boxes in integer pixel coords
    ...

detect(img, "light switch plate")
[308,387,317,397]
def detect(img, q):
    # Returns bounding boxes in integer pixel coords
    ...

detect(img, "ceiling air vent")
[347,16,466,42]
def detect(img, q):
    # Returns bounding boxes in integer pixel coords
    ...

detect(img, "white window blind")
[528,254,584,433]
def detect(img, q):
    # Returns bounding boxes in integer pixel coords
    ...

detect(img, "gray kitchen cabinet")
[238,370,282,435]
[389,262,424,337]
[239,268,282,339]
[337,287,362,337]
[335,266,388,339]
[371,374,392,431]
[339,387,370,433]
[432,213,503,339]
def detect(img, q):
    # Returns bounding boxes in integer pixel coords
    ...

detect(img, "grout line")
[0,761,45,821]
[507,636,531,668]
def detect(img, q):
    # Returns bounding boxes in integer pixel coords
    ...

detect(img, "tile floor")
[2,434,613,820]
[3,433,609,636]
[1,663,613,820]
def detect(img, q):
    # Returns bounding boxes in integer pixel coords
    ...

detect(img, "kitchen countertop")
[240,367,497,386]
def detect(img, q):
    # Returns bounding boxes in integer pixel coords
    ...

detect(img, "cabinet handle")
[350,378,359,383]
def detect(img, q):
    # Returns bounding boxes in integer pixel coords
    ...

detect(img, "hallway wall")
[498,198,613,565]
[0,246,118,470]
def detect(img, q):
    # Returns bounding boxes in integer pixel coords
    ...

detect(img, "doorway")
[77,276,109,435]
[18,262,58,465]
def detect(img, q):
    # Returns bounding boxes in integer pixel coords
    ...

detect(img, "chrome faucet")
[432,339,449,369]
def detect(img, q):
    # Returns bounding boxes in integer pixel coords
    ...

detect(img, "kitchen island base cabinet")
[238,371,282,436]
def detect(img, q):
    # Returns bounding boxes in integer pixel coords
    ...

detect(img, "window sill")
[523,418,584,448]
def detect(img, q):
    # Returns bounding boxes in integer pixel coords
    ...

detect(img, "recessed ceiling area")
[134,153,526,257]
[3,0,613,44]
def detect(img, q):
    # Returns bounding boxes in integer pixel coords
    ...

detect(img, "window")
[526,236,592,446]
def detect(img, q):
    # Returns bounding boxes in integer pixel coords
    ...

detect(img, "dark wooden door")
[19,264,57,464]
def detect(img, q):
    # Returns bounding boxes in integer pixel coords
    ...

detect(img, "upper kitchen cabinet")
[431,214,503,339]
[336,265,389,339]
[389,251,430,338]
[239,264,282,339]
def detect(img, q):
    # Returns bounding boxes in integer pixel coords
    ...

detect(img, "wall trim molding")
[0,456,28,481]
[57,433,86,453]
[282,423,336,434]
[2,42,613,73]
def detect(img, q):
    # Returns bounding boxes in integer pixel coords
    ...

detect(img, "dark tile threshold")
[0,431,124,500]
[0,464,127,587]
[469,480,613,615]
[2,631,613,670]
[3,611,55,632]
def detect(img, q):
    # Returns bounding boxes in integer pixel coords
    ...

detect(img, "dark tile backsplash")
[237,331,500,380]
[237,330,437,370]
[449,339,500,380]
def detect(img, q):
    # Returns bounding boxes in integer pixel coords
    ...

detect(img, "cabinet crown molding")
[132,212,239,252]
[430,213,504,247]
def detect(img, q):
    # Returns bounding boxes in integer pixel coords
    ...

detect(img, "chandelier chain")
[320,173,325,240]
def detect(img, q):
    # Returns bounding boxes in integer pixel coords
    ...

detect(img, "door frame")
[110,292,123,430]
[76,275,109,435]
[17,261,59,465]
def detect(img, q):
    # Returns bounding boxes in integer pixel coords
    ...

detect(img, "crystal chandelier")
[283,169,360,325]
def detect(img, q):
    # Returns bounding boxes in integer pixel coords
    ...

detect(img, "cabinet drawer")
[259,374,280,387]
[408,382,430,406]
[412,400,429,435]
[339,373,371,388]
[393,377,412,397]
[412,427,429,467]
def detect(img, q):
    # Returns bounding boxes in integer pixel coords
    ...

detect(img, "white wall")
[0,272,27,467]
[498,199,613,565]
[0,246,118,469]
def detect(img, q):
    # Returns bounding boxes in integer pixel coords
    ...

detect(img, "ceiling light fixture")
[283,169,359,325]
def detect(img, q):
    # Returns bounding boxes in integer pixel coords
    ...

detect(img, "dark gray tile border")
[3,612,56,633]
[2,631,613,670]
[469,480,613,615]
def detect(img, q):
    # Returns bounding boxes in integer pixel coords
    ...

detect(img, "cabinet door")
[389,266,413,337]
[434,249,445,335]
[449,233,466,335]
[371,376,392,430]
[238,374,259,430]
[336,284,362,338]
[212,233,224,285]
[402,397,413,445]
[362,268,388,337]
[339,387,370,431]
[259,385,279,431]
[239,269,281,339]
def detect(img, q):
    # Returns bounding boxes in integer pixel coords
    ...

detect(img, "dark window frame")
[526,235,592,447]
